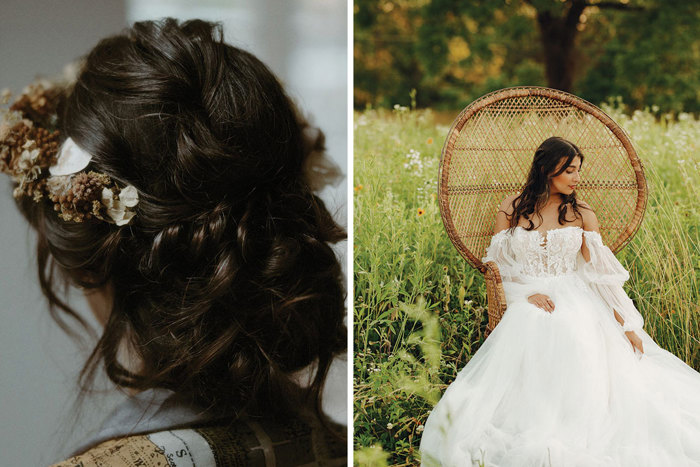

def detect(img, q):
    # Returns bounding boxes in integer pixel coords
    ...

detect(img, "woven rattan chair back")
[438,86,648,334]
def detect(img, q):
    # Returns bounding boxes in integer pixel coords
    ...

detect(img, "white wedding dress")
[420,226,700,467]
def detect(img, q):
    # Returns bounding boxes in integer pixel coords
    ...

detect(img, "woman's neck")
[543,192,566,206]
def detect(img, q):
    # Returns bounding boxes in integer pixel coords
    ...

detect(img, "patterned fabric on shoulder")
[52,416,346,467]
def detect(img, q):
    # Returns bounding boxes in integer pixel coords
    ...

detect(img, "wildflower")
[426,137,433,144]
[417,208,425,216]
[386,422,394,430]
[404,148,424,171]
[354,184,364,191]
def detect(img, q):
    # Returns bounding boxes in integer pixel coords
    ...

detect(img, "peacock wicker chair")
[438,86,648,337]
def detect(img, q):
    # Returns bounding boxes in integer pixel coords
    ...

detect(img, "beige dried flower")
[10,79,62,128]
[1,117,60,201]
[52,171,111,222]
[0,88,11,104]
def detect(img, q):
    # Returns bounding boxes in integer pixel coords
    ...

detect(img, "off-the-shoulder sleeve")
[482,230,547,305]
[482,230,523,283]
[578,230,644,332]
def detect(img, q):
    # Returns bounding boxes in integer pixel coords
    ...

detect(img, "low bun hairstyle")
[17,19,346,421]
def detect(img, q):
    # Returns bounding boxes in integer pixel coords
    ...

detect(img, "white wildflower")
[404,148,424,172]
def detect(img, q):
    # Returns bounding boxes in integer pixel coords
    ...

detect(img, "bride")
[420,136,700,466]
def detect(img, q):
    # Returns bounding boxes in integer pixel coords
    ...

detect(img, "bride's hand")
[625,331,644,354]
[527,293,555,313]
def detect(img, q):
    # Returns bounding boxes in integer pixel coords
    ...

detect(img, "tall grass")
[353,104,700,465]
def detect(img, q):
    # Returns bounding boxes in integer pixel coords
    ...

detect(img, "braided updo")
[17,19,346,420]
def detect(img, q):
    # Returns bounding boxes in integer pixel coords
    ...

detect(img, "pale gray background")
[0,1,347,465]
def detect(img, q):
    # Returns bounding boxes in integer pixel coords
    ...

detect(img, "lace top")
[509,225,582,277]
[482,226,644,332]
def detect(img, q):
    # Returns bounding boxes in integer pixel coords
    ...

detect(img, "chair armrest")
[483,260,507,337]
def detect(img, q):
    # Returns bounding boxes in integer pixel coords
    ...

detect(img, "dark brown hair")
[504,136,588,229]
[16,19,346,422]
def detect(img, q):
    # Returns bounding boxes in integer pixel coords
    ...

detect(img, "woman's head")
[530,136,582,198]
[6,19,346,419]
[505,136,586,229]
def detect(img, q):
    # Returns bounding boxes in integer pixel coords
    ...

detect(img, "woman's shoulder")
[575,199,600,232]
[52,416,347,467]
[498,193,520,214]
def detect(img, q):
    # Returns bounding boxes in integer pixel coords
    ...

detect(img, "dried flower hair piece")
[44,138,139,225]
[1,80,139,225]
[0,106,60,200]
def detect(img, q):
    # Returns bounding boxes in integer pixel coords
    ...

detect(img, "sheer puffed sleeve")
[482,230,547,305]
[578,230,644,333]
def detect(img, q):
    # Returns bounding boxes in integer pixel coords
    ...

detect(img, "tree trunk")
[535,1,586,92]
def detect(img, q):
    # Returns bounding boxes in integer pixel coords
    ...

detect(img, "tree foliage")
[354,0,700,112]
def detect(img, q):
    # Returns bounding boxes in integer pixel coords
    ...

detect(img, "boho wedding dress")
[420,225,700,467]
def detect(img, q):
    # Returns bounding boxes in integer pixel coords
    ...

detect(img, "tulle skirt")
[420,274,700,467]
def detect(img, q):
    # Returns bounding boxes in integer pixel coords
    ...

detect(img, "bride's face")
[549,155,581,196]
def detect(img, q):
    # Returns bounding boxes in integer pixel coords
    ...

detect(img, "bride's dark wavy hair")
[16,19,346,422]
[504,136,589,229]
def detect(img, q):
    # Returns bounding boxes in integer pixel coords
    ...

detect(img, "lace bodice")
[487,225,583,278]
[509,225,582,277]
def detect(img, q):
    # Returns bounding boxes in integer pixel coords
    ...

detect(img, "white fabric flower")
[101,185,138,226]
[49,137,92,176]
[119,185,139,208]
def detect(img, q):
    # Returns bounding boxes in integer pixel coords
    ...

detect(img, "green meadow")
[353,104,700,465]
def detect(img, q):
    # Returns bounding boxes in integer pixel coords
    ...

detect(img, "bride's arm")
[579,202,644,353]
[485,195,555,312]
